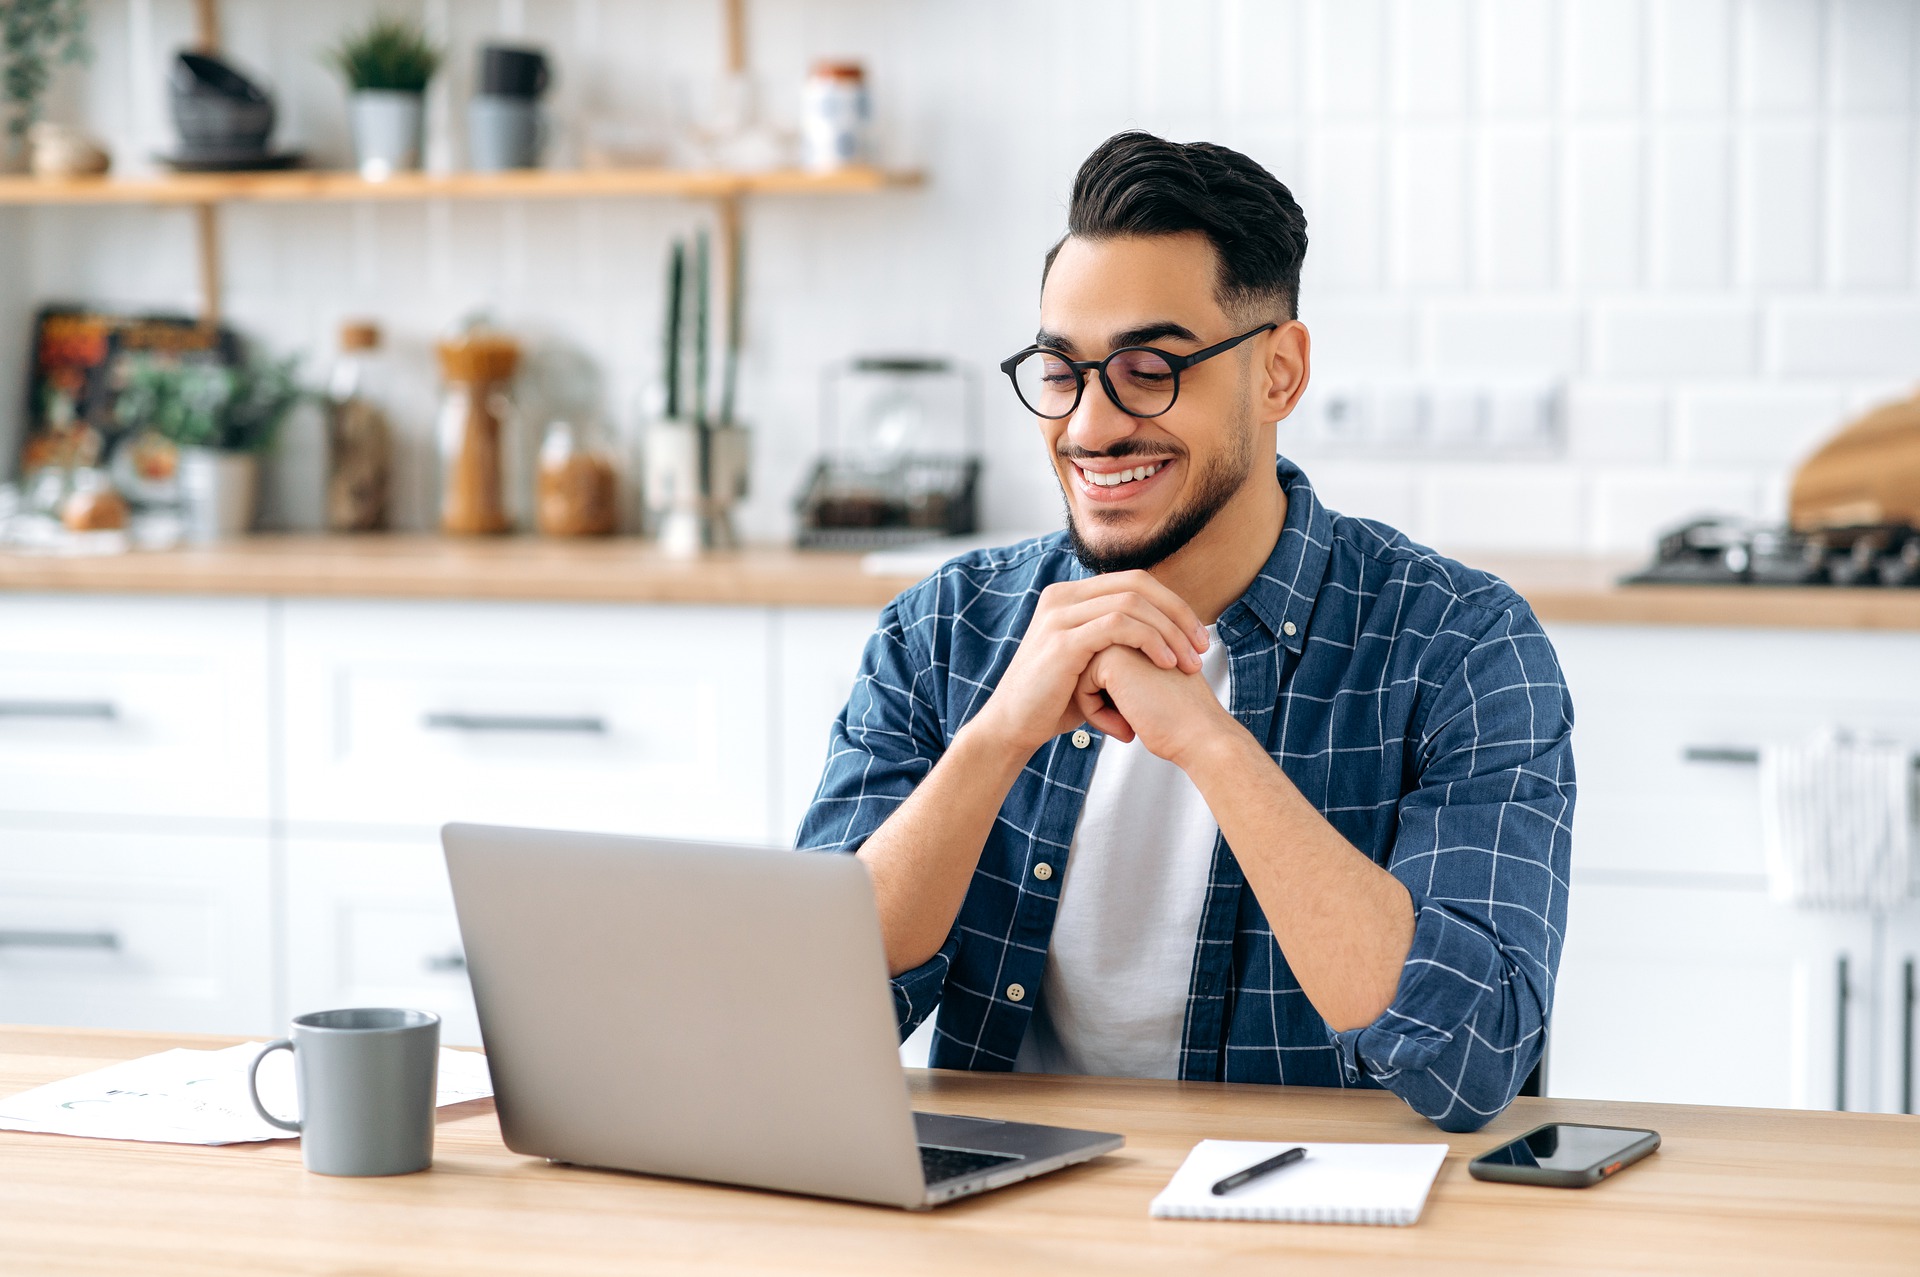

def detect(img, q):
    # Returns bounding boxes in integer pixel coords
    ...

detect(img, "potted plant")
[326,14,441,180]
[2,0,90,172]
[115,354,303,541]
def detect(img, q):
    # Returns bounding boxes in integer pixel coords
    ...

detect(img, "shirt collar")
[1216,457,1332,654]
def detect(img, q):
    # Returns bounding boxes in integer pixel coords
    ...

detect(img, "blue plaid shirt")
[798,459,1574,1132]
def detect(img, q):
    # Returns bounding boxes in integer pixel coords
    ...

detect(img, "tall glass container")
[325,321,393,532]
[435,328,521,535]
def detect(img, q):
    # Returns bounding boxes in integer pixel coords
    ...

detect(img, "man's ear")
[1258,321,1311,425]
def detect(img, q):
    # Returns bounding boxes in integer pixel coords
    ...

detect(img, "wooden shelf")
[0,165,922,207]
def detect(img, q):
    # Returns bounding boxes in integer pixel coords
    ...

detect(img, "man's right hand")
[965,570,1210,758]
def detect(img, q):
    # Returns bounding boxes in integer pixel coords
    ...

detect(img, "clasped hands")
[970,570,1241,771]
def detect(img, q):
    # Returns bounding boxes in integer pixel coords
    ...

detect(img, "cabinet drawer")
[286,837,480,1047]
[0,595,270,821]
[1548,625,1920,879]
[283,600,774,841]
[0,827,273,1034]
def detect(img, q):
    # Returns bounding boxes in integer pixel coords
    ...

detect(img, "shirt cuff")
[888,946,952,1040]
[1331,896,1502,1083]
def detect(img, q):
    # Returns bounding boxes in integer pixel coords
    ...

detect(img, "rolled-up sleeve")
[1331,603,1575,1132]
[795,598,952,1038]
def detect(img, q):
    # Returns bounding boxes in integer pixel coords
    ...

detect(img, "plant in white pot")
[1,0,91,172]
[115,355,304,541]
[327,15,441,180]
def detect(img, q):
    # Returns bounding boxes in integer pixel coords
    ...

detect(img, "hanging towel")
[1758,731,1916,909]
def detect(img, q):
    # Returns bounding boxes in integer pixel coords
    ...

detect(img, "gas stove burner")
[1626,516,1920,587]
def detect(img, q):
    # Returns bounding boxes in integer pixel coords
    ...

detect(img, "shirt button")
[1032,861,1053,882]
[1283,621,1297,637]
[1071,728,1091,749]
[1006,983,1026,1003]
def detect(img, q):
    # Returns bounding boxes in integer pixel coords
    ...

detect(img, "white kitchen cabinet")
[281,600,776,843]
[284,835,481,1047]
[1871,905,1920,1116]
[1548,624,1920,881]
[772,607,884,843]
[0,825,273,1034]
[0,595,271,823]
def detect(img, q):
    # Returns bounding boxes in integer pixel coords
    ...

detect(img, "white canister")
[800,62,869,171]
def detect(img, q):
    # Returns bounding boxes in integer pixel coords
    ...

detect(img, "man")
[799,132,1573,1133]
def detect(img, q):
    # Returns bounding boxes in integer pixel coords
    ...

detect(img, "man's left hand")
[1073,645,1240,771]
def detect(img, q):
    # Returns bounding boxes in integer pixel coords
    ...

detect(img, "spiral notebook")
[1150,1140,1449,1225]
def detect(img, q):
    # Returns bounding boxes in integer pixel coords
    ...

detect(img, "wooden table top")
[3,1027,1916,1275]
[4,534,1920,630]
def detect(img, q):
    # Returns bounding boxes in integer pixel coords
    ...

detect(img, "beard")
[1061,410,1260,575]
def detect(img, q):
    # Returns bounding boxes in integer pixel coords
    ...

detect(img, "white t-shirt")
[1014,627,1232,1080]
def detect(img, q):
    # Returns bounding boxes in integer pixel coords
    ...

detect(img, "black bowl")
[169,51,275,153]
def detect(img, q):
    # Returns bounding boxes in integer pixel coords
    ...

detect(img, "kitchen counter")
[3,536,1920,630]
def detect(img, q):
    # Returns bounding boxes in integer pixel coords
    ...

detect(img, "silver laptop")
[441,823,1123,1209]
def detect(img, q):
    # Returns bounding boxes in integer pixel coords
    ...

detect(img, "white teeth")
[1083,462,1162,488]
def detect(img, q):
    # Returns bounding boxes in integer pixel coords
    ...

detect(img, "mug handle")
[247,1038,303,1133]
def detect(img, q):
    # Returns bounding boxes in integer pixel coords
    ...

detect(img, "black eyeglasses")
[998,322,1277,420]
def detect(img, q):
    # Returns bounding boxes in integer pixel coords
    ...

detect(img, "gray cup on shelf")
[247,1007,440,1176]
[468,95,545,171]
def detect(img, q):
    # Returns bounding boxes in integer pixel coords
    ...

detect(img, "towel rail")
[1683,745,1920,770]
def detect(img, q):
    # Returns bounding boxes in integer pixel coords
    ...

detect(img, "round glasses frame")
[998,322,1277,420]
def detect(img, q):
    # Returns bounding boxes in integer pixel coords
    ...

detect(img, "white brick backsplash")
[1740,126,1824,286]
[1479,0,1557,116]
[1566,0,1646,114]
[1392,130,1472,287]
[1652,128,1733,288]
[1392,0,1472,117]
[1676,386,1849,465]
[1652,0,1735,114]
[1567,384,1672,464]
[1308,0,1388,117]
[1593,469,1764,552]
[1479,128,1557,288]
[1741,0,1825,112]
[1831,0,1917,112]
[1596,303,1758,377]
[5,0,1919,558]
[1769,300,1920,375]
[1566,129,1646,286]
[1429,302,1585,373]
[1424,465,1588,553]
[1830,122,1915,288]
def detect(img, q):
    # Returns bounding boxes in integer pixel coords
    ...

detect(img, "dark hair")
[1044,131,1309,322]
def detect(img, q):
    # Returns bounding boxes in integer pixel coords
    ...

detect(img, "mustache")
[1056,441,1185,461]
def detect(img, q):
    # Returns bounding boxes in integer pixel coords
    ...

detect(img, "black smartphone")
[1468,1122,1660,1188]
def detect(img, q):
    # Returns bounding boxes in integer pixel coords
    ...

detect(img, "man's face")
[1035,232,1265,574]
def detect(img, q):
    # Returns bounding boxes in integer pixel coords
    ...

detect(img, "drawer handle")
[423,713,607,734]
[1685,745,1920,772]
[0,701,118,721]
[425,950,467,973]
[0,928,121,951]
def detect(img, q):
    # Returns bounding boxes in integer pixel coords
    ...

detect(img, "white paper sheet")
[0,1042,494,1145]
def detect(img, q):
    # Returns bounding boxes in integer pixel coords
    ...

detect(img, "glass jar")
[800,61,869,171]
[325,321,393,532]
[435,328,522,535]
[535,419,620,537]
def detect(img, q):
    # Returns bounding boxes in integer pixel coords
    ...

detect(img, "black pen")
[1210,1146,1307,1195]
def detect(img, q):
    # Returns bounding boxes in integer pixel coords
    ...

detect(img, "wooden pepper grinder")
[435,327,521,535]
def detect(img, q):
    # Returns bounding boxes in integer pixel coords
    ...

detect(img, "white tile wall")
[2,0,1917,558]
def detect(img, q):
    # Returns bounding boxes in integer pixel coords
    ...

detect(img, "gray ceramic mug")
[248,1007,440,1176]
[468,95,545,170]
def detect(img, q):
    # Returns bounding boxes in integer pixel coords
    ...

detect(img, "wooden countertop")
[3,1027,1917,1276]
[4,535,1920,630]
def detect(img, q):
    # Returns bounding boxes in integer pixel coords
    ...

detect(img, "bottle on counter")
[324,321,394,533]
[535,418,620,537]
[435,325,522,535]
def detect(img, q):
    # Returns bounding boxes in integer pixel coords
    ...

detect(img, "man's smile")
[1068,456,1177,504]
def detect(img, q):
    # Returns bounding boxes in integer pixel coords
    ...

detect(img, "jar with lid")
[800,61,869,171]
[434,327,521,535]
[325,321,393,532]
[535,418,620,536]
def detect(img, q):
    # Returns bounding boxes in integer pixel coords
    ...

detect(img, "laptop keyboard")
[920,1144,1019,1185]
